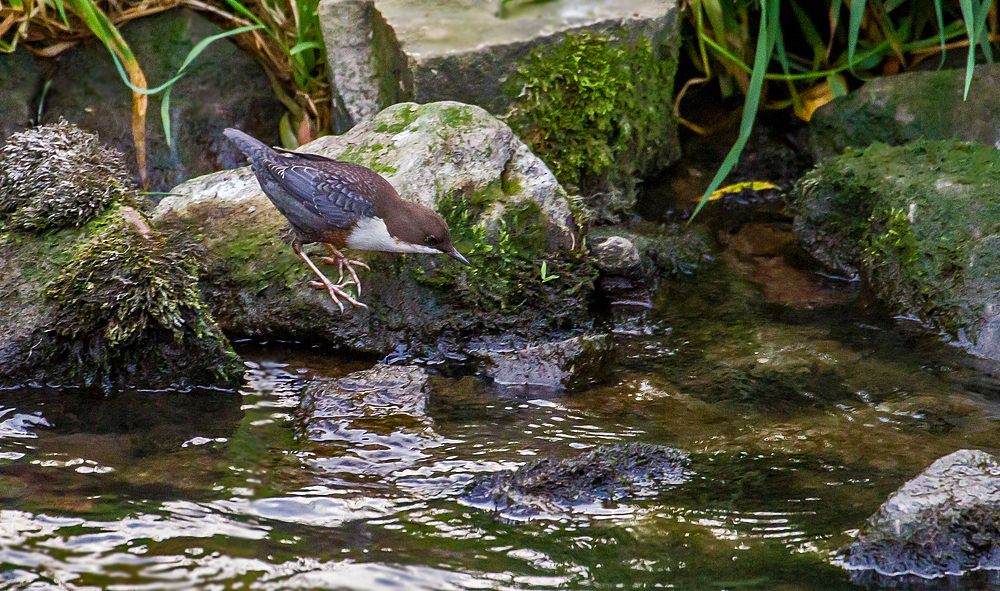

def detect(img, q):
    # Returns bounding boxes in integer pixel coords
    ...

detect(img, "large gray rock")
[319,0,676,123]
[841,449,1000,581]
[318,0,681,220]
[43,8,283,192]
[811,65,1000,162]
[152,101,597,358]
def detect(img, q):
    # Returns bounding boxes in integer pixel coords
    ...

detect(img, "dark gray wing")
[263,159,375,229]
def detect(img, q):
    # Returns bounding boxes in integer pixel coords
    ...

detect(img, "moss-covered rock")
[505,32,679,222]
[152,102,599,359]
[810,65,1000,162]
[0,123,242,390]
[792,140,1000,359]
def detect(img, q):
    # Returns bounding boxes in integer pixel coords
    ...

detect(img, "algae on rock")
[0,123,242,390]
[792,139,1000,360]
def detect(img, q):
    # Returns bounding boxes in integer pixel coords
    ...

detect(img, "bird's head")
[391,201,471,266]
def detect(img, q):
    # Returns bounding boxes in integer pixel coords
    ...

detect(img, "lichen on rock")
[0,121,132,232]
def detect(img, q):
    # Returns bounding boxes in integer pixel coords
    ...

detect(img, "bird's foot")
[309,280,368,312]
[319,256,370,295]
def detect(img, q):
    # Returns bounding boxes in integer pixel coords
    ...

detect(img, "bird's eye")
[425,235,439,247]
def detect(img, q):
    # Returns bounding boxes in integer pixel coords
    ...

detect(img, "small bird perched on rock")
[224,128,471,312]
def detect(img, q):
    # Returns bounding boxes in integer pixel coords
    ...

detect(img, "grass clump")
[0,122,132,232]
[505,33,676,201]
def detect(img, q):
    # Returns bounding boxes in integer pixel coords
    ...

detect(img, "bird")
[224,128,471,312]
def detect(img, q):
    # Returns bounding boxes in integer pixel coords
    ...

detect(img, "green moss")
[441,106,474,128]
[413,189,596,316]
[504,32,676,192]
[372,103,421,135]
[794,139,1000,338]
[336,143,397,176]
[43,208,240,385]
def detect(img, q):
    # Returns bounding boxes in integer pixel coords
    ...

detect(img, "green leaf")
[289,41,322,55]
[692,0,781,219]
[847,0,866,73]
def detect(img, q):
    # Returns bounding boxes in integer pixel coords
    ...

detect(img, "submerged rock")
[464,442,689,518]
[840,449,1000,582]
[0,123,242,390]
[793,140,1000,360]
[153,101,597,358]
[297,364,438,476]
[472,334,615,391]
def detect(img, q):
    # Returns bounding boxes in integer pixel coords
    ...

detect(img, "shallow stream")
[2,264,999,590]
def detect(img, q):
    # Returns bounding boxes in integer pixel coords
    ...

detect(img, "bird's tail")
[224,128,274,161]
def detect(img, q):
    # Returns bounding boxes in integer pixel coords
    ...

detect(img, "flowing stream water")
[2,263,999,590]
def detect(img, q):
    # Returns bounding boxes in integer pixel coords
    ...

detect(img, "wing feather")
[262,158,376,229]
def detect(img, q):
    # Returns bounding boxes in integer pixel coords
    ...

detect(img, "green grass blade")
[848,0,866,72]
[790,0,825,70]
[52,0,70,27]
[180,24,263,71]
[161,86,173,148]
[289,41,322,55]
[959,0,977,99]
[932,0,947,68]
[692,0,781,219]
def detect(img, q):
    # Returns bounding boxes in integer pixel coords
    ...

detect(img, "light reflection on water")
[1,308,999,590]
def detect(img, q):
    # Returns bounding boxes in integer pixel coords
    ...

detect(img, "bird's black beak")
[449,247,472,266]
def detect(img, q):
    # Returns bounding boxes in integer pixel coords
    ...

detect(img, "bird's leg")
[292,241,367,312]
[318,243,370,296]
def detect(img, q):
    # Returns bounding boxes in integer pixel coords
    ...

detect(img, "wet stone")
[464,442,689,518]
[840,449,1000,582]
[301,364,430,423]
[591,236,641,275]
[473,335,615,391]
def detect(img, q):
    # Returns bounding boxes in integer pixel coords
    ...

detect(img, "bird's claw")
[308,280,368,311]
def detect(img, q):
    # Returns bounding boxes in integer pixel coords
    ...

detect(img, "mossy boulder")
[0,124,242,390]
[505,31,679,222]
[810,65,1000,162]
[792,140,1000,360]
[152,101,598,359]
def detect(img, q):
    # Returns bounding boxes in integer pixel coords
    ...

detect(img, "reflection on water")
[2,277,1000,589]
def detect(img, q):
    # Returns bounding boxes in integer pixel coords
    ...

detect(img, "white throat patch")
[346,216,441,254]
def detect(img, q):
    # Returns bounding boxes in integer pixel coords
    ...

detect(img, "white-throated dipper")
[224,128,471,312]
